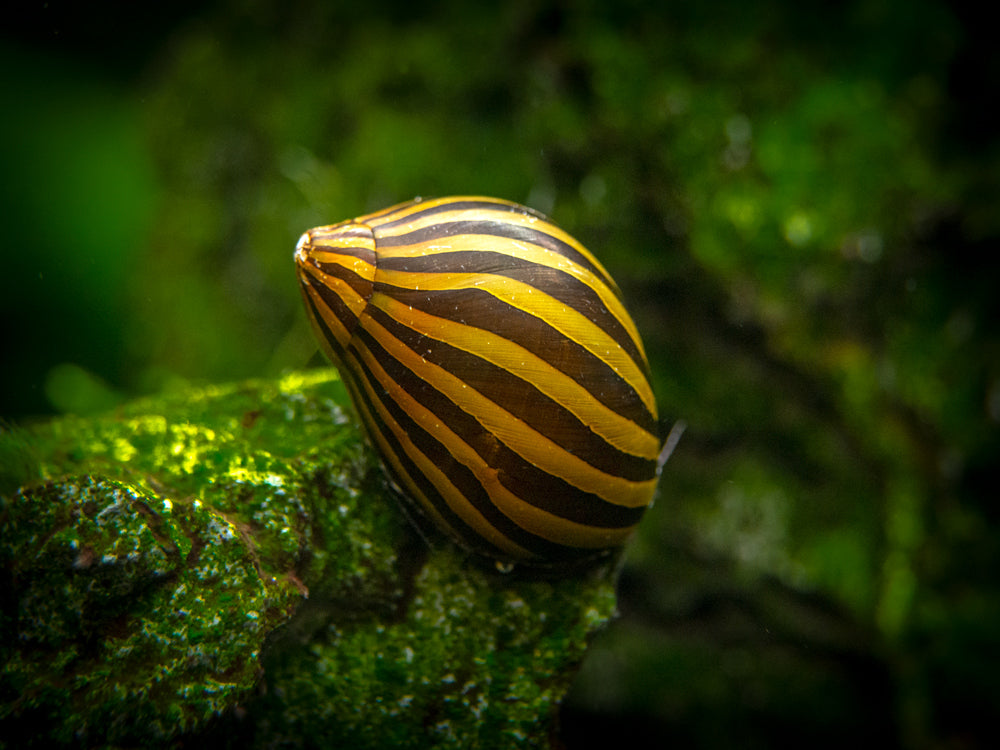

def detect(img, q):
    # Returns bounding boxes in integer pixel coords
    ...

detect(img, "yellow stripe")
[337,361,476,551]
[308,220,376,243]
[299,276,350,353]
[357,196,513,229]
[353,199,429,226]
[369,195,622,292]
[365,299,658,507]
[359,198,643,355]
[357,195,625,306]
[345,342,533,560]
[373,265,658,427]
[297,266,367,344]
[355,316,643,548]
[374,230,650,370]
[308,249,377,284]
[374,293,659,459]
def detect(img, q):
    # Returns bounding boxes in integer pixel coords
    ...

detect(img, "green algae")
[1,370,618,747]
[257,555,617,748]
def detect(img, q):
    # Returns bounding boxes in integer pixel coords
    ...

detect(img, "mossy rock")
[0,370,619,748]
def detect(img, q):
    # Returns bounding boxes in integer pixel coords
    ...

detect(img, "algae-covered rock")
[0,370,619,748]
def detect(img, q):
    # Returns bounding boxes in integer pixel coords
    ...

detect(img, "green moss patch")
[1,371,617,748]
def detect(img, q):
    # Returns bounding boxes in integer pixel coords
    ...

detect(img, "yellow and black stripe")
[295,196,661,563]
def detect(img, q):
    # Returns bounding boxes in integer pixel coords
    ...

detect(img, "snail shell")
[295,196,661,564]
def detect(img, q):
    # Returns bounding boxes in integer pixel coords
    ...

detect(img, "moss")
[256,555,617,748]
[0,370,618,747]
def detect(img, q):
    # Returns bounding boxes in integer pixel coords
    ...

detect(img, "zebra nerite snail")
[294,196,666,565]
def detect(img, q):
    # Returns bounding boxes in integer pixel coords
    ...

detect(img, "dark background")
[2,0,998,747]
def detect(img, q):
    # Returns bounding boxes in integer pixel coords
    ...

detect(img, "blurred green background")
[2,0,998,747]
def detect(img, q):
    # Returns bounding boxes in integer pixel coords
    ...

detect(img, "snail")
[295,196,665,565]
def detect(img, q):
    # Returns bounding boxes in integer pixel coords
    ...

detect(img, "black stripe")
[303,287,348,365]
[314,224,373,240]
[307,283,557,559]
[311,242,376,266]
[302,275,359,357]
[371,198,548,230]
[355,201,423,225]
[374,220,618,296]
[375,284,658,436]
[340,343,595,561]
[368,305,656,481]
[356,315,648,527]
[379,250,650,381]
[309,257,375,302]
[338,358,518,557]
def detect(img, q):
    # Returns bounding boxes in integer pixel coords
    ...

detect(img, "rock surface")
[0,370,618,748]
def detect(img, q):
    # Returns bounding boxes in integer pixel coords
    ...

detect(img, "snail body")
[295,196,661,564]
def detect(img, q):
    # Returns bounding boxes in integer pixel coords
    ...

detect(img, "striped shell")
[294,196,661,564]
